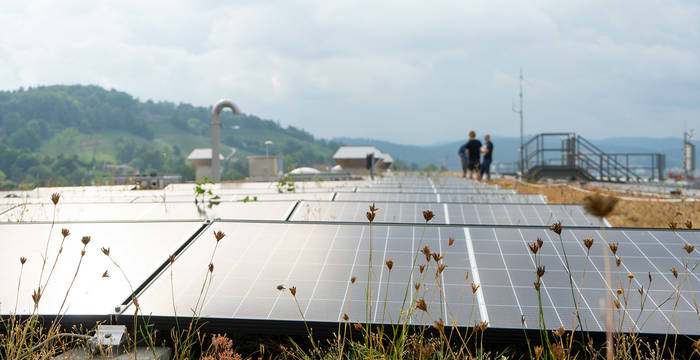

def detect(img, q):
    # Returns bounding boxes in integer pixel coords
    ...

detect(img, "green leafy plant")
[194,177,222,207]
[276,173,296,193]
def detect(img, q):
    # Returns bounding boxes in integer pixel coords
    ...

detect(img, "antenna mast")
[512,69,524,176]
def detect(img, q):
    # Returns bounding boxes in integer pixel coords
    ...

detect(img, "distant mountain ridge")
[0,85,341,187]
[335,136,697,171]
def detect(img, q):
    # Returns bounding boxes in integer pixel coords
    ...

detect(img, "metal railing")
[522,133,665,182]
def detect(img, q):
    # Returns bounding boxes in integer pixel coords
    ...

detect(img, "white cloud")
[1,0,699,144]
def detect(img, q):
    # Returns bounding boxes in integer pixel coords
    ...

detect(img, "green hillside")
[0,85,341,189]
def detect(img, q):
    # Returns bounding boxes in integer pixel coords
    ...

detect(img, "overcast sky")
[1,1,698,144]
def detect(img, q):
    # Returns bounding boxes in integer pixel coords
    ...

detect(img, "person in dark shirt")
[464,130,482,180]
[457,142,468,177]
[480,134,493,180]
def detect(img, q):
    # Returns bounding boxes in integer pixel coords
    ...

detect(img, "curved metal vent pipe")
[211,99,241,182]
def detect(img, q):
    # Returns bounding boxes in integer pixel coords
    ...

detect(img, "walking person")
[480,134,493,180]
[458,141,468,178]
[464,131,482,180]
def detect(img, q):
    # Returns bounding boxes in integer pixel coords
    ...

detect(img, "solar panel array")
[334,192,546,203]
[0,175,697,337]
[291,201,602,226]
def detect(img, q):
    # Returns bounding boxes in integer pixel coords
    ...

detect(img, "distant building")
[332,146,385,175]
[187,148,224,181]
[313,163,330,172]
[248,156,279,179]
[377,152,393,170]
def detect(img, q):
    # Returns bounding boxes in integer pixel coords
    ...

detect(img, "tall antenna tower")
[683,129,695,180]
[512,69,524,176]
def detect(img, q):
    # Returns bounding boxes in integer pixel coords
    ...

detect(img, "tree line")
[0,85,341,189]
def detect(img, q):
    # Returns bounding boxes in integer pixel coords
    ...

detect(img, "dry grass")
[491,178,699,228]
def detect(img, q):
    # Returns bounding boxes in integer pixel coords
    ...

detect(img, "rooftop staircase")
[521,133,665,182]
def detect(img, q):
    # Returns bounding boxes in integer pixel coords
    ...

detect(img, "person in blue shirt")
[479,134,493,180]
[458,142,468,178]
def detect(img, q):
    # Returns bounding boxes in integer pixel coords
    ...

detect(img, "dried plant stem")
[37,205,57,287]
[57,244,87,315]
[42,233,69,295]
[381,270,391,325]
[569,248,591,351]
[292,294,318,354]
[14,263,25,316]
[399,224,427,323]
[365,222,373,347]
[170,262,179,331]
[600,221,615,360]
[534,254,552,357]
[193,241,219,316]
[108,255,135,294]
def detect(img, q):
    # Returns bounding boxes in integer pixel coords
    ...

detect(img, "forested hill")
[0,85,341,189]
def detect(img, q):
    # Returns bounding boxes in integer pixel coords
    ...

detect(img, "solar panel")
[334,192,438,202]
[0,201,297,222]
[290,201,603,227]
[4,173,696,339]
[128,222,484,328]
[446,203,604,227]
[291,201,448,224]
[334,192,546,204]
[0,221,203,315]
[440,193,546,204]
[362,183,501,190]
[469,227,699,334]
[1,192,138,204]
[130,192,335,203]
[124,222,698,335]
[354,189,517,195]
[165,181,362,193]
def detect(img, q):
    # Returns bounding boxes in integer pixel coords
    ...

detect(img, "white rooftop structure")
[379,152,393,164]
[186,148,224,161]
[332,146,381,160]
[289,167,321,175]
[187,148,225,180]
[333,146,387,175]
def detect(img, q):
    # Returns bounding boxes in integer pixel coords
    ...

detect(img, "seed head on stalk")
[583,192,618,218]
[550,221,562,235]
